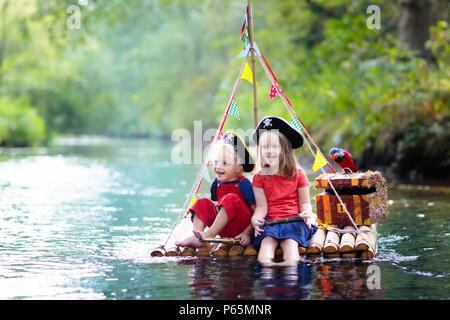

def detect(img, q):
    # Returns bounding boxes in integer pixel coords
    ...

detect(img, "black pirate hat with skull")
[252,116,304,149]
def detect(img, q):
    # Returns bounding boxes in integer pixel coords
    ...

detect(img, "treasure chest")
[314,170,387,226]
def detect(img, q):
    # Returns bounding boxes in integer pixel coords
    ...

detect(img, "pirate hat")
[222,131,255,172]
[252,116,304,149]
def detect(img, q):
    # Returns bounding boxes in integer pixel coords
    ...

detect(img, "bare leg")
[257,236,279,266]
[193,206,228,239]
[175,215,206,248]
[278,238,300,266]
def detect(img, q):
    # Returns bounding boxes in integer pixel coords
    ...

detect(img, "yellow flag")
[241,62,257,84]
[312,150,327,172]
[189,194,197,208]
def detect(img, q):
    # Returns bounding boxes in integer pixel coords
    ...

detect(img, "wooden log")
[164,246,180,256]
[212,244,231,257]
[200,237,241,245]
[228,245,244,257]
[341,252,356,258]
[339,226,356,253]
[150,245,165,257]
[298,246,306,255]
[359,224,377,258]
[324,253,340,259]
[360,246,376,259]
[355,224,377,251]
[243,245,258,257]
[180,246,196,256]
[307,228,326,254]
[196,245,212,257]
[323,231,340,254]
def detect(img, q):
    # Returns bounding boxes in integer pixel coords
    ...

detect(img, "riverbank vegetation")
[0,0,448,179]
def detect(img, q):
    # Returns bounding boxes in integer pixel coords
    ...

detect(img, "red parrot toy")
[329,147,359,174]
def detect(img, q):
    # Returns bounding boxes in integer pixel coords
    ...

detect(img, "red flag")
[269,81,283,99]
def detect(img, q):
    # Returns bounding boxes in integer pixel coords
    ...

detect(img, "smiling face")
[259,131,281,173]
[258,130,298,178]
[212,144,243,182]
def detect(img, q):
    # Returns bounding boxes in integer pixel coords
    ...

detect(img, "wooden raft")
[151,171,386,259]
[150,223,377,259]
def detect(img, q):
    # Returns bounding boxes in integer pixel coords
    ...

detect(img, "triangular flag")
[240,7,249,45]
[228,98,240,119]
[237,42,262,58]
[241,62,255,84]
[269,81,283,99]
[290,116,302,131]
[312,150,328,172]
[189,194,197,208]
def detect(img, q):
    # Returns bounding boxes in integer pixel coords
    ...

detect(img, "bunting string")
[163,52,251,247]
[255,44,362,231]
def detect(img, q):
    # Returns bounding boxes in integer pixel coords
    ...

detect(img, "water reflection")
[176,257,385,300]
[312,262,385,299]
[252,263,313,300]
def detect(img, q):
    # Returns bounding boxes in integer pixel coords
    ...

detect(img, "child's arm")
[251,186,268,236]
[298,186,313,229]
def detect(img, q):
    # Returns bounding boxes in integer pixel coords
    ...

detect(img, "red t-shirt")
[252,168,309,220]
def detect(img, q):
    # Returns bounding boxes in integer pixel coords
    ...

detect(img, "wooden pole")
[247,0,258,127]
[200,237,241,245]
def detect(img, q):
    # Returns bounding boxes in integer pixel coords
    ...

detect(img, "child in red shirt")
[176,132,255,248]
[251,116,318,266]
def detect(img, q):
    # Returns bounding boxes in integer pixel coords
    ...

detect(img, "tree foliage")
[0,0,448,179]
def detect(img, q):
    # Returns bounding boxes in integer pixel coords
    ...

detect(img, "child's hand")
[251,216,265,236]
[299,210,312,230]
[235,233,251,246]
[192,229,206,239]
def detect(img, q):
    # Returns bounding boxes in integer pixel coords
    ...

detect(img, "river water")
[0,137,448,299]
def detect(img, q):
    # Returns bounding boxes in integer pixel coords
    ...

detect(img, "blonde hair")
[215,142,244,174]
[257,130,298,179]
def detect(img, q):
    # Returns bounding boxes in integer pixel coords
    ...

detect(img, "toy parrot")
[329,147,359,174]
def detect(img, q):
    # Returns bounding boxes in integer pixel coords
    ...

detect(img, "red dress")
[252,168,309,220]
[251,168,317,247]
[189,176,254,238]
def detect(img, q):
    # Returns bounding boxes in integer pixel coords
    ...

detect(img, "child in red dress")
[251,116,318,266]
[176,132,255,248]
